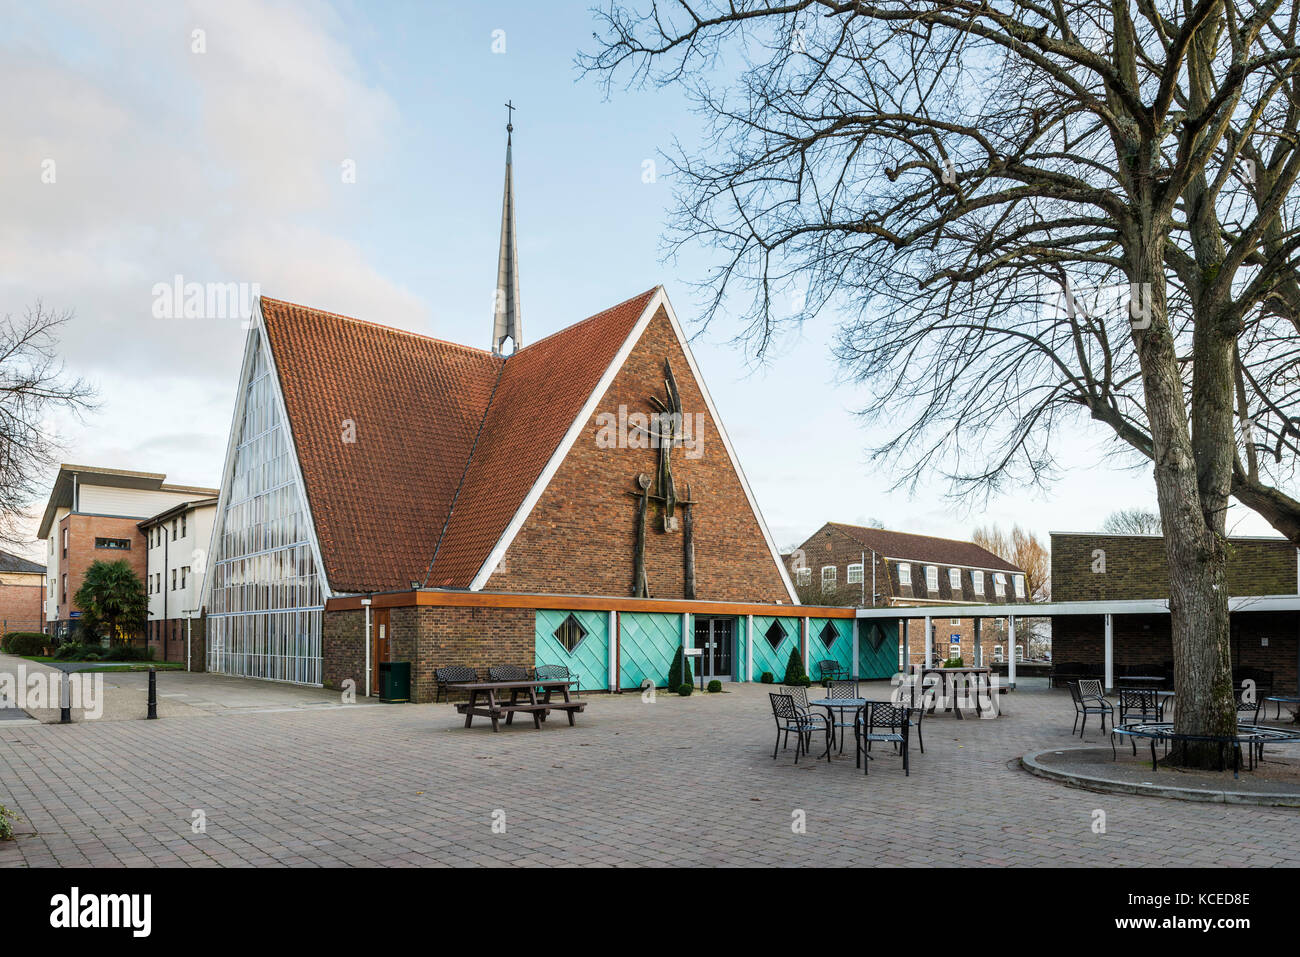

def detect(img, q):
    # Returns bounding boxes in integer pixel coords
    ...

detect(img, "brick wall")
[485,307,791,604]
[1052,533,1296,601]
[58,514,148,622]
[0,575,44,632]
[1052,611,1298,692]
[145,616,205,667]
[323,609,365,694]
[323,606,534,703]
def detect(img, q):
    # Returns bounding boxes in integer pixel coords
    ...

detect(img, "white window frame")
[994,644,1005,663]
[821,565,837,592]
[993,573,1006,597]
[796,567,811,587]
[951,618,961,626]
[897,563,912,586]
[948,567,961,591]
[972,570,984,595]
[847,562,864,585]
[925,565,939,592]
[1013,575,1026,599]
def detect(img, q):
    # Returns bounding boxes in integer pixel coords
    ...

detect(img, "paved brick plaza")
[1,673,1297,867]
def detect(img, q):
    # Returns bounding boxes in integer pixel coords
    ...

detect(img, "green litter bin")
[378,661,410,703]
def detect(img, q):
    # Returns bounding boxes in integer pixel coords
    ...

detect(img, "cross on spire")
[505,99,516,133]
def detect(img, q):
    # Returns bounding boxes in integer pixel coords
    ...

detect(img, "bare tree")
[971,524,1051,600]
[0,303,96,544]
[583,0,1300,765]
[1101,507,1163,535]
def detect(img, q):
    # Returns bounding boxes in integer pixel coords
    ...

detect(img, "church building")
[200,119,880,701]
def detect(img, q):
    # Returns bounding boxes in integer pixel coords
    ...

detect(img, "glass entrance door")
[693,617,734,681]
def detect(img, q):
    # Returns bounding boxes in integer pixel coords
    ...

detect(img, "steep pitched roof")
[259,288,658,593]
[827,522,1023,573]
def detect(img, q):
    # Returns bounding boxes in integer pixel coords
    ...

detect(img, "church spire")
[492,101,522,356]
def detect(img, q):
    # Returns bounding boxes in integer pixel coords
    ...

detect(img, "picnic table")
[909,665,994,719]
[450,679,586,733]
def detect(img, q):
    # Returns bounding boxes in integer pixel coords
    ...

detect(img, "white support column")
[746,614,754,683]
[802,616,810,669]
[362,598,372,698]
[923,616,933,669]
[851,619,860,680]
[1007,615,1017,689]
[608,610,618,692]
[1104,613,1114,692]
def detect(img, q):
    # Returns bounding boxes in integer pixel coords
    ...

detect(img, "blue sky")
[1,0,1276,562]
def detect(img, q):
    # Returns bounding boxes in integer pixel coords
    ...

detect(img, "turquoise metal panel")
[750,615,798,682]
[807,618,854,681]
[535,609,609,691]
[857,619,901,679]
[619,612,681,689]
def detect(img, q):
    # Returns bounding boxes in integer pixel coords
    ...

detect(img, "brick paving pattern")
[1,673,1297,867]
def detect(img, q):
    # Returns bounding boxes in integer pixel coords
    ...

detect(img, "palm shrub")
[73,560,146,643]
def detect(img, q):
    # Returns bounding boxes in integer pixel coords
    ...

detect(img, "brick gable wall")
[1052,534,1296,601]
[484,307,790,603]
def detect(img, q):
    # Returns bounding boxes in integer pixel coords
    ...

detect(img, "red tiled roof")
[827,523,1023,573]
[260,289,659,593]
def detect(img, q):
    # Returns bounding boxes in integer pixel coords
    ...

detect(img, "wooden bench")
[449,679,585,733]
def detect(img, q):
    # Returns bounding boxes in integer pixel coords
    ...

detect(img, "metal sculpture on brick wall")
[628,359,699,599]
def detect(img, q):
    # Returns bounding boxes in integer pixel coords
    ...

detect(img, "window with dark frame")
[819,620,839,649]
[764,619,786,650]
[94,537,131,550]
[553,613,588,653]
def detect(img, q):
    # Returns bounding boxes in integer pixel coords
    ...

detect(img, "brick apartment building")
[1051,532,1300,693]
[785,522,1030,668]
[0,549,46,634]
[38,465,217,639]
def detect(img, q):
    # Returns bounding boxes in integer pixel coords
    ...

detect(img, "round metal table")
[808,698,866,757]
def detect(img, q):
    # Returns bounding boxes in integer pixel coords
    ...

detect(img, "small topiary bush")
[677,683,693,696]
[0,805,15,841]
[707,680,722,693]
[4,632,49,657]
[944,657,965,668]
[783,647,809,686]
[666,644,693,690]
[760,672,774,684]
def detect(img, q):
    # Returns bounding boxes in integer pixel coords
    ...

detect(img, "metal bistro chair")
[895,675,932,753]
[433,665,479,703]
[823,680,861,752]
[853,701,911,776]
[769,693,830,764]
[1234,684,1261,724]
[781,683,813,711]
[1069,679,1114,738]
[488,664,531,682]
[1114,689,1163,755]
[534,663,579,697]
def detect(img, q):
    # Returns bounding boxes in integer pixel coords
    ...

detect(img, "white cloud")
[0,0,417,546]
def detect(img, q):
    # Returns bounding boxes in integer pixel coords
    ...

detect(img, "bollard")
[60,671,71,724]
[147,667,157,720]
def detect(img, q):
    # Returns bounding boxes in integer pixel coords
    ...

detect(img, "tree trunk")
[1134,238,1237,768]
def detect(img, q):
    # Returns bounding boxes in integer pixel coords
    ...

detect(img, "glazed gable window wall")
[207,339,324,685]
